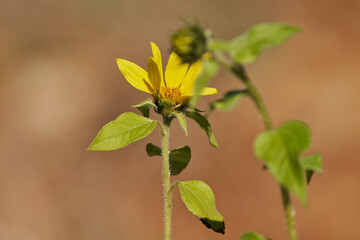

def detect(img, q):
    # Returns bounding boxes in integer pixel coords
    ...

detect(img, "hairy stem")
[161,119,172,240]
[216,54,298,240]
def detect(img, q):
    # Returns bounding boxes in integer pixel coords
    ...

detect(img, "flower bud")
[171,24,207,63]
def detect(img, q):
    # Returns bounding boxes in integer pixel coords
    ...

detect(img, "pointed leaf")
[169,146,191,175]
[132,99,157,118]
[190,59,219,106]
[210,89,249,112]
[305,171,314,184]
[178,180,225,234]
[300,154,323,184]
[146,143,161,156]
[240,231,268,240]
[88,112,157,151]
[254,121,311,205]
[172,112,188,136]
[185,111,218,148]
[230,23,301,64]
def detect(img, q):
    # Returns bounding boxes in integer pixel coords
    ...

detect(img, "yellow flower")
[116,42,217,106]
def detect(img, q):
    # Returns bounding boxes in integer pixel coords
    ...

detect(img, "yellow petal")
[179,59,203,95]
[116,58,152,93]
[181,87,218,98]
[199,87,218,95]
[165,51,189,88]
[150,42,164,87]
[147,57,161,92]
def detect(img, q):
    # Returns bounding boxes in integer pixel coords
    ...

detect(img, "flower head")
[116,42,217,113]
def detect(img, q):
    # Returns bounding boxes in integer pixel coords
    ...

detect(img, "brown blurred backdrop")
[1,0,359,239]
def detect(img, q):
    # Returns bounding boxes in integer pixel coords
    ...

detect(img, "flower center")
[162,87,182,104]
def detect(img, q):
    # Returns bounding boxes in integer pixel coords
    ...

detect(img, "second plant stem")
[221,57,298,240]
[249,81,298,240]
[161,120,172,240]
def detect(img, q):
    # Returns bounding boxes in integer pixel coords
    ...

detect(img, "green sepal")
[300,154,323,184]
[239,231,269,240]
[185,111,218,148]
[88,112,157,151]
[254,121,311,205]
[178,180,225,234]
[172,112,188,136]
[146,144,191,176]
[230,23,301,64]
[132,99,157,118]
[210,89,249,112]
[190,59,219,106]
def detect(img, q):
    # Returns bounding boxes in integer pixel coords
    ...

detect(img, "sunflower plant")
[88,42,224,240]
[171,23,323,240]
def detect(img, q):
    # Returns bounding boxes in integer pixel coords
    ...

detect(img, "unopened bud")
[171,24,207,63]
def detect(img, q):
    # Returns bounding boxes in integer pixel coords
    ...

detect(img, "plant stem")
[281,185,298,240]
[216,55,298,240]
[161,119,172,240]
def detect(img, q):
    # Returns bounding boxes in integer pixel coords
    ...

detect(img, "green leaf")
[178,180,225,234]
[240,231,268,240]
[210,89,248,112]
[88,112,157,151]
[132,99,157,118]
[254,121,311,205]
[185,111,218,148]
[146,143,162,156]
[190,59,219,106]
[169,146,191,175]
[187,104,206,112]
[300,154,323,173]
[230,23,301,64]
[172,112,188,136]
[146,144,191,176]
[300,154,323,184]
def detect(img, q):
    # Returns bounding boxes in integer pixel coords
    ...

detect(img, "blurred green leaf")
[146,143,162,156]
[300,154,323,184]
[178,180,225,234]
[208,39,231,52]
[132,99,157,118]
[239,231,268,240]
[172,112,188,136]
[169,146,191,175]
[185,111,218,148]
[190,59,219,106]
[300,154,323,173]
[254,121,311,205]
[210,89,248,112]
[88,112,156,151]
[146,144,191,176]
[230,23,301,64]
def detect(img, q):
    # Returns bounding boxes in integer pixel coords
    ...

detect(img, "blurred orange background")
[1,0,359,239]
